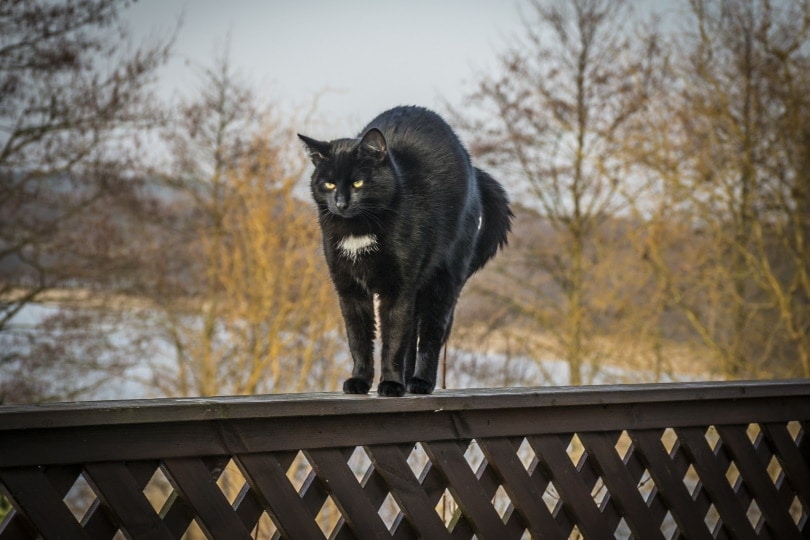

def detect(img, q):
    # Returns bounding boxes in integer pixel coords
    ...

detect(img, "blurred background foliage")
[1,0,808,403]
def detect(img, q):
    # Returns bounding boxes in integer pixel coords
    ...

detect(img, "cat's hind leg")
[403,327,417,385]
[409,277,459,394]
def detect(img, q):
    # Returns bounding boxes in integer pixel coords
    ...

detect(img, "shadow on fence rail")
[1,380,809,539]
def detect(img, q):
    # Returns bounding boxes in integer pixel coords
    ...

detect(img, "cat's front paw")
[343,377,371,394]
[407,377,435,395]
[377,380,405,397]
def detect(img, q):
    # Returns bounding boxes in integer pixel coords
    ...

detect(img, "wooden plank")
[762,422,810,508]
[381,445,420,540]
[442,442,480,539]
[39,465,83,496]
[477,437,563,539]
[162,457,253,539]
[232,483,266,533]
[356,452,393,508]
[352,445,419,540]
[4,394,810,468]
[365,444,450,539]
[534,459,578,537]
[473,452,500,500]
[473,454,531,540]
[676,427,758,540]
[705,434,740,540]
[716,425,802,539]
[528,434,613,540]
[573,435,624,533]
[466,445,528,538]
[0,509,37,540]
[157,491,196,538]
[740,426,788,536]
[389,445,450,539]
[309,447,363,540]
[304,447,391,539]
[158,456,232,537]
[745,428,775,535]
[19,464,113,538]
[548,432,621,535]
[536,434,598,536]
[700,434,740,540]
[506,438,575,536]
[271,451,321,521]
[296,469,331,523]
[82,460,160,538]
[0,467,88,539]
[663,427,735,540]
[236,452,324,540]
[4,381,809,431]
[421,440,508,539]
[628,429,713,539]
[621,438,670,529]
[83,462,174,539]
[496,437,548,538]
[79,499,118,539]
[671,435,721,539]
[578,432,664,539]
[414,451,448,507]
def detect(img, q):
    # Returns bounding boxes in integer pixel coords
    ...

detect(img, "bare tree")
[0,0,172,328]
[0,0,174,402]
[458,0,661,384]
[638,0,810,378]
[148,56,344,397]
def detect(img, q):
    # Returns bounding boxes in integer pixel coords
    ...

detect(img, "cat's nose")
[335,197,348,211]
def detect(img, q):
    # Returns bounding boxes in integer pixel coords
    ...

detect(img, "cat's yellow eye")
[352,180,364,189]
[323,181,336,190]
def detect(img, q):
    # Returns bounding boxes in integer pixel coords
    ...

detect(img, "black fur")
[299,106,512,396]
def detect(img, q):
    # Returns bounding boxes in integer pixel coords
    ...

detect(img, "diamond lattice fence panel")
[1,382,808,539]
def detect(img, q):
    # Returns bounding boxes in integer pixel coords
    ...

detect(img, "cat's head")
[298,129,398,220]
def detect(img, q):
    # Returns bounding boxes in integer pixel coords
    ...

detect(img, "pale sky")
[125,0,526,135]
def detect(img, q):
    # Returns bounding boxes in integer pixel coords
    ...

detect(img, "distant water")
[3,304,709,403]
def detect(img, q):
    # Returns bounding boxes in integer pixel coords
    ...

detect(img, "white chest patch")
[338,234,378,261]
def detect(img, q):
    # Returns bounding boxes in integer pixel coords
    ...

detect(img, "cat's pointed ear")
[298,134,330,164]
[359,128,387,162]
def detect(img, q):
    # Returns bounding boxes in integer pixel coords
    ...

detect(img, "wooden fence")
[1,380,808,539]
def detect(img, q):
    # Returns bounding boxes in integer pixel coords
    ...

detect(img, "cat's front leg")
[337,284,376,394]
[377,292,416,397]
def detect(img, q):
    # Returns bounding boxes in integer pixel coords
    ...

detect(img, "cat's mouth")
[329,205,361,219]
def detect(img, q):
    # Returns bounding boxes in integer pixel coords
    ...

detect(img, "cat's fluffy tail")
[469,168,513,276]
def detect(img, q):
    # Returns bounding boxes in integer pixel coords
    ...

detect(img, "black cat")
[299,106,512,396]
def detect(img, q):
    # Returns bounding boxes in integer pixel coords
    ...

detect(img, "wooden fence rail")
[1,380,808,539]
